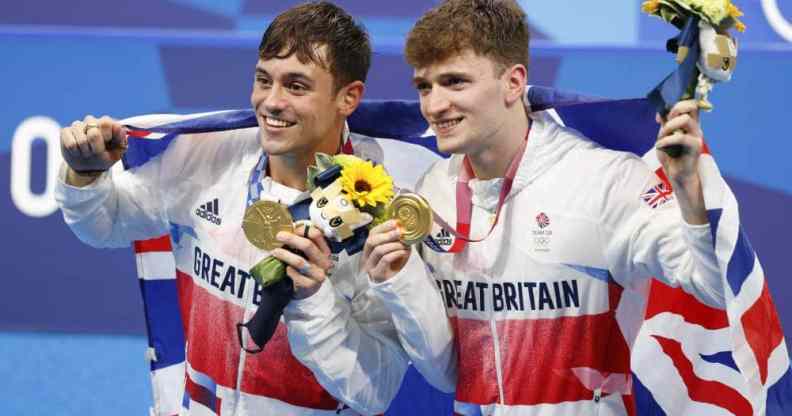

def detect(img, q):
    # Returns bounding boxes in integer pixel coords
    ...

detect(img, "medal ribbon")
[424,127,530,253]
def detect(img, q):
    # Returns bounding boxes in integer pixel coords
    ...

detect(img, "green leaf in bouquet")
[368,202,389,228]
[658,1,689,28]
[315,152,335,171]
[306,165,320,191]
[250,256,287,288]
[661,0,692,15]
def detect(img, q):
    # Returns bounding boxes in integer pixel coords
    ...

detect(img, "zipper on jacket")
[593,387,602,416]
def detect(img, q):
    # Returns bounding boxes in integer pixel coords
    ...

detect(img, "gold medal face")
[242,200,294,251]
[386,193,433,245]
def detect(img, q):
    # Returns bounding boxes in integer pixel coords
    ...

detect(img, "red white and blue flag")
[632,136,791,415]
[641,181,674,209]
[123,86,790,415]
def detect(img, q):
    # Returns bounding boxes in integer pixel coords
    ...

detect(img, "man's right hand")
[61,115,128,186]
[361,220,411,283]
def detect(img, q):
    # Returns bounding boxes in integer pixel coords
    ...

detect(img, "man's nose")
[423,90,450,118]
[264,84,288,113]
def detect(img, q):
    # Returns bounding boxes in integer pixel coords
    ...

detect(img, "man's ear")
[503,64,528,106]
[336,80,365,117]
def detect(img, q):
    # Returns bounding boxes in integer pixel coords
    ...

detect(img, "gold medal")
[242,200,294,251]
[386,193,433,245]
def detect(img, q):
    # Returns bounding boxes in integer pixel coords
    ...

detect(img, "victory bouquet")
[237,153,431,351]
[643,0,745,156]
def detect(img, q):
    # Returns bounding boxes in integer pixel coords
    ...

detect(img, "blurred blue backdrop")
[1,1,791,414]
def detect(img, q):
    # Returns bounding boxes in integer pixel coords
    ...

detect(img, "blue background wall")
[1,1,791,414]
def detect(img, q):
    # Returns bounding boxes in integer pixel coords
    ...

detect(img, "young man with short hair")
[55,2,450,414]
[363,0,731,414]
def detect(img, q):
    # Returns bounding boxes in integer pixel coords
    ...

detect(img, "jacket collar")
[457,98,596,211]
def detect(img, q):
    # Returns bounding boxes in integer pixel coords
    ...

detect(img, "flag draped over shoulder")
[123,86,790,416]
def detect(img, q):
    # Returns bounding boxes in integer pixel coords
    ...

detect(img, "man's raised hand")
[61,115,128,185]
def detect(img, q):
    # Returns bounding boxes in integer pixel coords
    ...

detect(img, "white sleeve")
[283,259,410,415]
[603,155,725,308]
[369,247,457,393]
[54,155,170,248]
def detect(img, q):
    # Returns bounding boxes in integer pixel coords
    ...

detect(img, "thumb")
[109,124,127,148]
[107,124,129,158]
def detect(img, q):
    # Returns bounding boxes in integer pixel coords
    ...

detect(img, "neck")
[468,106,530,180]
[268,129,344,191]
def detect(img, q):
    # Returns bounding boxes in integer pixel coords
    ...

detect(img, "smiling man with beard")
[53,2,451,415]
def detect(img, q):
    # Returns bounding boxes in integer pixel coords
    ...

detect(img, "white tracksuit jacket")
[55,123,454,416]
[393,111,726,416]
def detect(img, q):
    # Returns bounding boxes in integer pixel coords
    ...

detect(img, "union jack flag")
[641,181,674,209]
[124,86,791,415]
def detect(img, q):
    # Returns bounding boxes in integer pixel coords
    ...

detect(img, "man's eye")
[317,197,328,208]
[256,77,271,86]
[415,82,432,95]
[289,82,307,91]
[446,77,466,87]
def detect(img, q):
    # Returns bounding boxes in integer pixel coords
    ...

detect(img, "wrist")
[286,278,335,319]
[671,174,708,225]
[671,173,703,206]
[65,166,105,187]
[670,172,700,190]
[368,272,387,284]
[293,280,324,299]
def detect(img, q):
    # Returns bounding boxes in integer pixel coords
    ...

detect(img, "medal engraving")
[242,200,294,251]
[386,193,432,245]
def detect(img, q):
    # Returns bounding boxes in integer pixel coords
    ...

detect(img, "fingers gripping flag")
[124,87,790,415]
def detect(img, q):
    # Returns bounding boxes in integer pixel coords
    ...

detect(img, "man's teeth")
[436,118,462,129]
[265,117,294,127]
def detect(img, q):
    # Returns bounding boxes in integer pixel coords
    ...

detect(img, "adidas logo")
[434,228,453,246]
[195,198,222,225]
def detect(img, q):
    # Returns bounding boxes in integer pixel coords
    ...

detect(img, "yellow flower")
[728,2,746,31]
[340,159,394,208]
[642,0,661,14]
[727,3,743,18]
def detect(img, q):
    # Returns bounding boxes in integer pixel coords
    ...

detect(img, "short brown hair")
[405,0,530,73]
[258,1,371,91]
